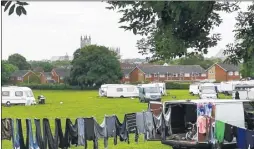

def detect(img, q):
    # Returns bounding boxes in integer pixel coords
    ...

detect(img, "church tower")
[80,35,91,48]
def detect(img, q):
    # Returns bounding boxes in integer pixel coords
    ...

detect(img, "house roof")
[138,65,206,74]
[54,68,71,77]
[120,63,136,69]
[10,70,31,77]
[217,63,240,72]
[121,68,134,75]
[41,72,52,77]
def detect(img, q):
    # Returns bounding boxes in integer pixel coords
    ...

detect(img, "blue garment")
[13,119,20,149]
[236,128,247,149]
[77,118,85,146]
[26,119,39,149]
[246,130,254,148]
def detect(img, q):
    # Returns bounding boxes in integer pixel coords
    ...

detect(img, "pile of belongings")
[2,110,164,149]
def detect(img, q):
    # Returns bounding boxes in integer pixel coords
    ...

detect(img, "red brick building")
[9,70,39,84]
[51,68,71,83]
[207,63,240,82]
[121,65,207,83]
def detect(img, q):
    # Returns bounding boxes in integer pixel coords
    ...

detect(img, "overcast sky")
[2,2,252,60]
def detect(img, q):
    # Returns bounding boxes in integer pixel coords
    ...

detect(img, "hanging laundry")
[43,118,57,149]
[144,111,155,140]
[2,118,12,140]
[26,119,39,149]
[84,117,98,149]
[12,119,26,149]
[136,112,145,135]
[236,127,247,149]
[64,118,78,147]
[224,123,235,142]
[215,120,225,143]
[246,130,254,149]
[34,119,45,149]
[124,113,139,143]
[94,119,107,149]
[55,118,64,149]
[104,115,118,147]
[197,116,207,134]
[77,118,85,146]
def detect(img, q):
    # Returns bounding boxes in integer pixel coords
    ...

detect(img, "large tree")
[29,60,54,72]
[1,60,18,85]
[224,3,254,77]
[106,1,239,60]
[70,45,123,87]
[8,53,31,70]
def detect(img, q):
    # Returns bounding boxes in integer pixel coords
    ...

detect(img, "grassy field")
[2,90,231,149]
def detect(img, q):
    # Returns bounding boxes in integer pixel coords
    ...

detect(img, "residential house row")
[8,62,240,84]
[120,62,241,83]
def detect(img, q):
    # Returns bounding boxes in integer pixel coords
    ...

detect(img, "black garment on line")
[55,118,65,149]
[34,119,45,149]
[224,123,235,142]
[84,117,98,149]
[63,118,78,148]
[43,118,58,149]
[17,119,26,149]
[1,118,12,140]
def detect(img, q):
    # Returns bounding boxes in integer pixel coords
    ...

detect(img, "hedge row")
[17,82,190,90]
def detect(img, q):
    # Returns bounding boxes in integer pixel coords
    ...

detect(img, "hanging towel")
[224,123,234,142]
[1,118,12,140]
[215,120,225,143]
[236,127,247,149]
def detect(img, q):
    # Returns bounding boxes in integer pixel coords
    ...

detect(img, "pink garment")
[197,116,207,134]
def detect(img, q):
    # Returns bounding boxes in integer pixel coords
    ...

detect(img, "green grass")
[2,90,231,149]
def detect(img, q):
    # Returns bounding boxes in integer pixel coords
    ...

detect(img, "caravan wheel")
[5,101,11,107]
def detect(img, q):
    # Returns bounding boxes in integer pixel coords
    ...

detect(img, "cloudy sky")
[2,2,251,60]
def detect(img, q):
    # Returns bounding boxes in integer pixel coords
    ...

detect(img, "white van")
[161,99,254,149]
[2,86,36,106]
[138,84,162,102]
[199,83,218,99]
[106,84,139,98]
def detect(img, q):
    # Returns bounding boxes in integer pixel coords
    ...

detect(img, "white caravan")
[106,84,139,98]
[189,83,200,95]
[232,84,254,100]
[220,81,240,95]
[99,84,119,97]
[151,83,167,96]
[2,86,36,106]
[198,83,218,99]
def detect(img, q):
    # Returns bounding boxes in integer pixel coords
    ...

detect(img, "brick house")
[10,70,39,84]
[40,72,55,84]
[207,63,240,82]
[121,65,207,83]
[51,68,71,83]
[121,68,133,83]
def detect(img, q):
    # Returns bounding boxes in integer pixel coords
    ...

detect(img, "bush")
[166,82,190,90]
[17,84,99,90]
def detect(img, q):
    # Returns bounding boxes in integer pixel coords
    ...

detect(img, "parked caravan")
[99,84,119,97]
[189,83,200,95]
[220,81,240,95]
[105,84,139,98]
[161,99,254,149]
[198,83,218,99]
[2,86,36,106]
[151,83,167,96]
[138,84,161,102]
[232,84,254,100]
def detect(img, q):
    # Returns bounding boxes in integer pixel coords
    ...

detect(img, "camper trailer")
[198,83,218,99]
[2,86,36,106]
[99,84,119,97]
[138,84,161,102]
[151,83,167,96]
[161,99,254,149]
[105,84,139,98]
[232,84,254,100]
[220,81,241,95]
[189,83,200,95]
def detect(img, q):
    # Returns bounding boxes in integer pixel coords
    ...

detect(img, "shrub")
[165,82,190,90]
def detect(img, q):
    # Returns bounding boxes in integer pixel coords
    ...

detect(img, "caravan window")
[127,87,134,92]
[2,91,10,96]
[15,91,23,97]
[116,88,123,92]
[25,91,34,97]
